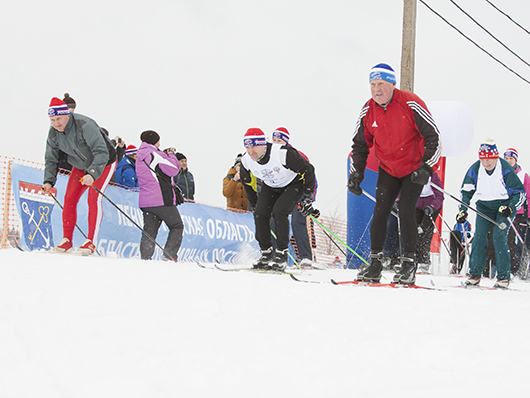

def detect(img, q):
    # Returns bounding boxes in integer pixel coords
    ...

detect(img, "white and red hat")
[125,145,137,157]
[272,127,290,144]
[503,147,518,162]
[478,139,499,159]
[243,128,266,147]
[48,97,70,117]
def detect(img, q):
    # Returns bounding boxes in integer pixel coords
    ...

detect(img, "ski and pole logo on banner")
[18,181,56,250]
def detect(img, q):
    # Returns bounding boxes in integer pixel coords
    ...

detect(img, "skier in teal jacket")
[458,139,526,289]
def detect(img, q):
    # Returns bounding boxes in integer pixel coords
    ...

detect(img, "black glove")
[298,197,315,217]
[456,210,468,223]
[348,170,364,196]
[310,208,320,218]
[499,206,512,218]
[411,163,433,185]
[423,205,434,216]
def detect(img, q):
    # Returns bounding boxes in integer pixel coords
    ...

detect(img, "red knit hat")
[243,128,266,147]
[48,97,70,117]
[125,145,137,156]
[272,127,290,144]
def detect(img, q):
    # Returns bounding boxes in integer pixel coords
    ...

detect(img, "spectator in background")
[503,148,530,275]
[450,214,472,274]
[223,153,248,211]
[174,152,195,201]
[136,130,184,261]
[415,171,444,273]
[63,93,76,112]
[115,145,139,188]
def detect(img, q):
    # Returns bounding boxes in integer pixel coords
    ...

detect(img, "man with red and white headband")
[240,128,316,270]
[42,97,117,254]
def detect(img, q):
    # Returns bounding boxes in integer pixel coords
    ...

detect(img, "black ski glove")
[456,210,468,223]
[423,205,434,216]
[499,206,512,218]
[411,163,433,185]
[348,170,364,196]
[298,197,315,217]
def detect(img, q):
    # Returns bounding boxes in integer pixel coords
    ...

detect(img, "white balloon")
[426,101,474,157]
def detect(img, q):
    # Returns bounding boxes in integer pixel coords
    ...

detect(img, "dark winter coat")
[173,169,195,200]
[137,142,181,208]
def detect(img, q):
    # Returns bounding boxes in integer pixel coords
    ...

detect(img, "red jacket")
[351,89,441,178]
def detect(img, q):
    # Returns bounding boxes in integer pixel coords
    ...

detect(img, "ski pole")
[362,190,398,218]
[309,214,369,266]
[507,216,530,260]
[428,214,451,259]
[86,182,177,262]
[313,221,358,269]
[429,182,507,230]
[45,188,102,256]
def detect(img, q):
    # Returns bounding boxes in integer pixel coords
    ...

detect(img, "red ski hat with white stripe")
[48,97,70,117]
[272,127,290,144]
[243,128,266,147]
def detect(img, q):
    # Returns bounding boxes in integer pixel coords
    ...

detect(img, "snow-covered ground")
[1,248,530,398]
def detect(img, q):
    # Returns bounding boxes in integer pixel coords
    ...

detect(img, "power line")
[486,0,530,36]
[419,0,530,85]
[450,0,530,69]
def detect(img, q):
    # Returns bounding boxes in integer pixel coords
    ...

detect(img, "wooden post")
[401,0,417,92]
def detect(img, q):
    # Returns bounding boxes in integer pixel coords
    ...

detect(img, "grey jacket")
[44,113,115,186]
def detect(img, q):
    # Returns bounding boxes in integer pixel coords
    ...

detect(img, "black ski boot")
[269,248,288,271]
[393,252,417,284]
[253,247,274,269]
[356,251,383,282]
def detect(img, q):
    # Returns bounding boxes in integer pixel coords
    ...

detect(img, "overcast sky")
[2,0,530,221]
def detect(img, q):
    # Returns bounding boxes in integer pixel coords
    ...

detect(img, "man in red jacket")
[349,63,441,284]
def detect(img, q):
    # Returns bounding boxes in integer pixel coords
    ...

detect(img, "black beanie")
[140,130,160,145]
[176,152,186,161]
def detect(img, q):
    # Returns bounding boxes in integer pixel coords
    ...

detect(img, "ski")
[289,273,328,284]
[330,279,443,291]
[456,282,518,291]
[213,262,301,275]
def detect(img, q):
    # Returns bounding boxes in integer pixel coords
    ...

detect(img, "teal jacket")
[459,158,526,214]
[44,113,116,186]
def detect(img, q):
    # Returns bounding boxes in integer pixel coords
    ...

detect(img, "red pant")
[62,162,116,242]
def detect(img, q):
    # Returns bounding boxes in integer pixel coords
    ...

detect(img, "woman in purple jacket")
[136,130,184,261]
[415,171,444,272]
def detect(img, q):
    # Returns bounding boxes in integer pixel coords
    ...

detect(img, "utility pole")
[401,0,417,92]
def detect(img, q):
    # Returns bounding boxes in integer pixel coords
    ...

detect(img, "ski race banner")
[10,162,259,264]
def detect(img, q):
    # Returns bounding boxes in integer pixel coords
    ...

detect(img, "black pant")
[140,206,184,260]
[254,180,304,251]
[450,230,466,273]
[370,168,424,255]
[415,208,441,264]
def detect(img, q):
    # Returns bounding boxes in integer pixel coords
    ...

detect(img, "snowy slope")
[1,248,530,398]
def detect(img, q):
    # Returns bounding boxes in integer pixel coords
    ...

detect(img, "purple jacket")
[137,142,181,208]
[416,171,444,211]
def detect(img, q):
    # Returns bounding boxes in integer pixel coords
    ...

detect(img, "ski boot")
[464,275,481,287]
[269,248,288,271]
[356,251,383,282]
[493,279,509,289]
[253,247,274,269]
[393,252,417,284]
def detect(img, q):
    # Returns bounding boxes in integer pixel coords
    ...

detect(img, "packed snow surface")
[1,249,530,398]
